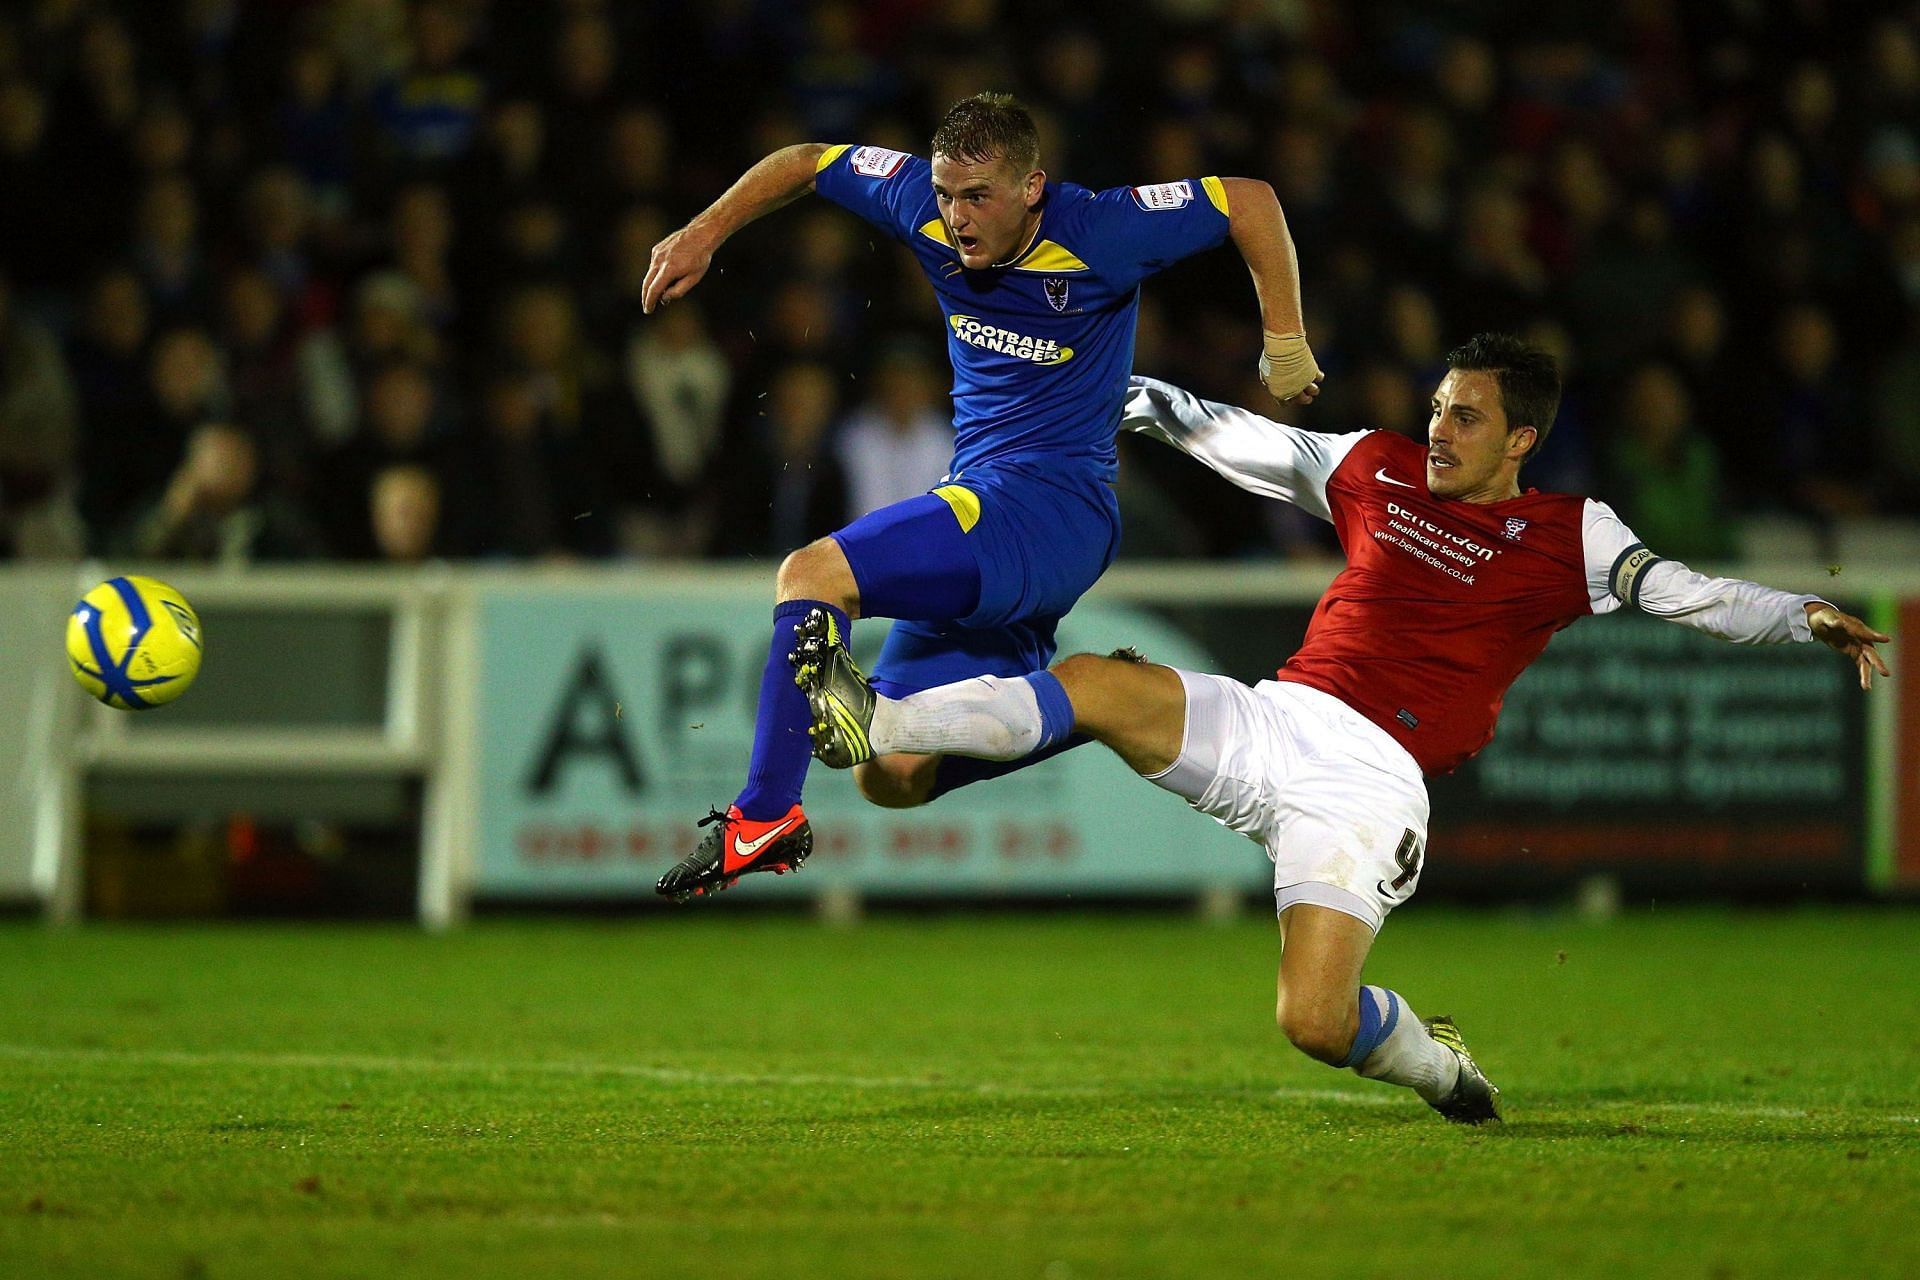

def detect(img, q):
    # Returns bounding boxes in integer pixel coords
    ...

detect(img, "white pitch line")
[0,1042,1094,1097]
[0,1043,1910,1124]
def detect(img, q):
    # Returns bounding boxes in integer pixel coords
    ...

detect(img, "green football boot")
[789,607,876,769]
[1424,1015,1502,1125]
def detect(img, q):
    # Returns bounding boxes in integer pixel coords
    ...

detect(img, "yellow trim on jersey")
[1201,175,1229,215]
[919,218,956,248]
[816,144,851,172]
[932,484,981,533]
[1009,240,1090,273]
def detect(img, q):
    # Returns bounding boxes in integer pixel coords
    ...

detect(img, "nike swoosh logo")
[732,816,800,860]
[1375,468,1417,489]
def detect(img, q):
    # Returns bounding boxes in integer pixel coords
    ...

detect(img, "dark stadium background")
[6,0,1920,566]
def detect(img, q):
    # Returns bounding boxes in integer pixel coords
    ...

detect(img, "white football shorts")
[1150,671,1430,932]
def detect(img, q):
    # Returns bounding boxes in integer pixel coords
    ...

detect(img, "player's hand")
[1807,604,1892,690]
[1258,330,1323,404]
[643,225,716,314]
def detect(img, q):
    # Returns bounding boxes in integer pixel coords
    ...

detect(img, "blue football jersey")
[813,144,1232,482]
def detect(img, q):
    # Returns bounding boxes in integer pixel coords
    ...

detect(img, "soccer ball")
[66,575,204,710]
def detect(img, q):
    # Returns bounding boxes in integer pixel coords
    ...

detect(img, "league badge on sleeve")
[1131,181,1195,211]
[851,146,909,178]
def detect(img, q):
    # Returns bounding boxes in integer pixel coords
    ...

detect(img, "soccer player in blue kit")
[644,94,1322,900]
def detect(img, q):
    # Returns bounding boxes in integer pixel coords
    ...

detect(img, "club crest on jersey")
[1044,277,1069,312]
[1502,517,1529,542]
[850,146,908,178]
[1131,181,1194,211]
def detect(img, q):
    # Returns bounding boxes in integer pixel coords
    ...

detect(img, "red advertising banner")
[1895,600,1920,889]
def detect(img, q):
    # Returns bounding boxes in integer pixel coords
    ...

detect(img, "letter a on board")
[526,646,645,794]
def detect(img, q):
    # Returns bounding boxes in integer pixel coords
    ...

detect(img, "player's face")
[931,153,1044,270]
[1425,369,1534,502]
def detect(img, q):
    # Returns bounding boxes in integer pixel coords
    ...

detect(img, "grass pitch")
[0,908,1915,1279]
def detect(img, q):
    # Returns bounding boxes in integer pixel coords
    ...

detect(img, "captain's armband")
[1609,543,1666,607]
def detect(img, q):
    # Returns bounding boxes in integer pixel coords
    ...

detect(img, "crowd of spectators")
[3,0,1920,565]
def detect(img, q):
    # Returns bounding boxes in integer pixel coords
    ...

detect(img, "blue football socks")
[928,733,1091,799]
[735,599,850,821]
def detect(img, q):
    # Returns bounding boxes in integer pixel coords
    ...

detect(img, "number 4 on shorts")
[1383,828,1424,895]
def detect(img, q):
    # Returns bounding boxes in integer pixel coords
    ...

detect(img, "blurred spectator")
[0,76,62,291]
[82,325,228,544]
[1351,360,1420,438]
[477,372,603,560]
[128,94,193,183]
[1520,317,1596,497]
[131,173,210,324]
[297,271,437,449]
[277,41,353,213]
[624,300,729,533]
[1662,285,1745,460]
[219,265,307,490]
[1563,194,1701,377]
[319,359,471,557]
[368,463,443,562]
[1374,108,1456,274]
[715,361,848,558]
[588,203,669,354]
[240,165,330,325]
[1379,284,1447,387]
[458,97,555,241]
[499,283,615,445]
[835,346,952,517]
[545,13,622,185]
[386,182,459,336]
[786,0,897,139]
[0,269,82,558]
[118,422,323,563]
[1871,327,1920,513]
[1605,362,1736,563]
[1770,303,1870,517]
[372,0,484,171]
[1451,182,1549,336]
[1032,28,1124,188]
[65,267,153,478]
[43,13,140,280]
[601,105,671,224]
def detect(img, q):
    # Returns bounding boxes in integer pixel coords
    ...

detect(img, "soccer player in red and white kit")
[792,333,1891,1123]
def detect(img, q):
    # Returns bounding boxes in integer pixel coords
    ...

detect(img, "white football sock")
[869,675,1044,760]
[1353,989,1461,1102]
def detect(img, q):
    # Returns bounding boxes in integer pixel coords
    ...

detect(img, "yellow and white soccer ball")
[66,575,204,710]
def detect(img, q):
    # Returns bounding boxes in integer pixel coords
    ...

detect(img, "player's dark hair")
[931,92,1040,176]
[1445,332,1561,462]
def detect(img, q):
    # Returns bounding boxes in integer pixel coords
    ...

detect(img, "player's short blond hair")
[930,93,1040,176]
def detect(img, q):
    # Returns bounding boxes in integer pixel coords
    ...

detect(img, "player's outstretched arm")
[1122,376,1362,521]
[643,143,830,313]
[1583,503,1892,688]
[1218,177,1322,405]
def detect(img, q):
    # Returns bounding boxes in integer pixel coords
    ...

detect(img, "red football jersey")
[1123,374,1826,778]
[1274,431,1592,774]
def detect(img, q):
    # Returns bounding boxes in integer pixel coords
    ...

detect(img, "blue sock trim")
[772,598,837,626]
[1024,670,1075,751]
[928,734,1091,800]
[1341,986,1400,1068]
